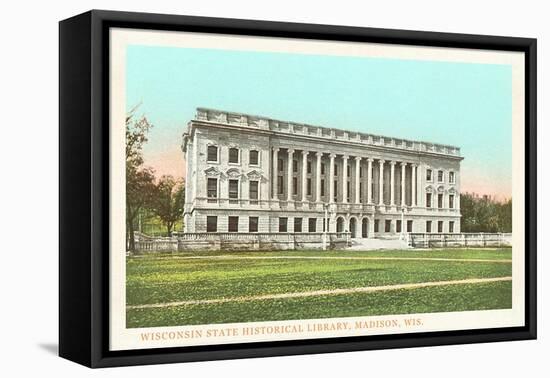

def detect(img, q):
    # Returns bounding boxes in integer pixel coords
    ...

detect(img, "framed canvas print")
[59,10,537,368]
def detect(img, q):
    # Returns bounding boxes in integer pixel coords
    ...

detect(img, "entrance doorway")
[336,217,345,233]
[349,218,357,238]
[362,218,368,238]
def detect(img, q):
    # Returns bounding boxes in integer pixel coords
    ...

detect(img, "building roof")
[189,107,462,158]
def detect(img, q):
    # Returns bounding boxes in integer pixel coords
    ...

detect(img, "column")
[401,162,407,206]
[272,148,279,200]
[367,158,373,204]
[355,156,361,204]
[287,149,294,202]
[329,153,336,203]
[342,155,349,203]
[315,152,322,202]
[412,164,417,206]
[390,161,396,206]
[378,159,385,206]
[301,150,308,202]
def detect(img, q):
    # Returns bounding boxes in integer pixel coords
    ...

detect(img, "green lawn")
[126,248,512,328]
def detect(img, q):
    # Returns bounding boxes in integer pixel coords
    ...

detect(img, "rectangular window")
[293,177,298,195]
[321,163,326,175]
[449,221,455,233]
[438,221,443,233]
[407,220,413,232]
[207,178,218,200]
[277,176,283,194]
[207,145,218,162]
[307,161,312,174]
[347,182,350,202]
[396,220,402,233]
[426,193,432,208]
[347,164,351,177]
[249,150,259,165]
[228,216,239,232]
[249,181,259,204]
[438,194,443,208]
[294,218,302,232]
[293,160,298,173]
[228,179,239,202]
[426,220,432,233]
[279,217,287,232]
[229,147,239,163]
[438,170,444,182]
[359,166,363,178]
[334,164,338,176]
[249,217,259,232]
[385,219,391,232]
[449,195,455,209]
[321,179,325,196]
[360,183,363,201]
[374,219,379,233]
[206,216,217,232]
[334,180,338,201]
[307,178,312,196]
[278,159,283,172]
[309,218,316,232]
[449,171,455,183]
[426,169,432,181]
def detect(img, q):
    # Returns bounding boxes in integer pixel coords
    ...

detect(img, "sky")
[126,44,513,200]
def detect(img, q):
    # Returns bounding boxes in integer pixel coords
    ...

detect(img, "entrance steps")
[346,237,410,251]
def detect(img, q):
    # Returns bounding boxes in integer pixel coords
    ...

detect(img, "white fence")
[133,231,351,253]
[407,232,512,248]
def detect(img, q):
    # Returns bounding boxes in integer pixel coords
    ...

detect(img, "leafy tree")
[460,193,512,233]
[152,175,185,235]
[126,106,155,251]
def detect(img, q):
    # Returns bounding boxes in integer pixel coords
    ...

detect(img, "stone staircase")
[346,237,410,251]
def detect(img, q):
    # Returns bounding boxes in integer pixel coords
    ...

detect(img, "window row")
[205,216,323,233]
[372,219,456,233]
[425,193,456,209]
[207,145,259,165]
[425,220,456,233]
[206,216,260,233]
[426,168,455,184]
[277,160,357,177]
[373,219,414,233]
[207,178,259,201]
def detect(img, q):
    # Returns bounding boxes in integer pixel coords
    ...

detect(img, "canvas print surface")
[109,28,526,350]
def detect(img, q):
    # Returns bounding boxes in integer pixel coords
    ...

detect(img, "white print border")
[109,28,525,351]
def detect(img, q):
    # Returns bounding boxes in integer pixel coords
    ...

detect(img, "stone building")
[181,108,462,239]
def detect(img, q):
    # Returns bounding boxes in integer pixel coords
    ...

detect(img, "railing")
[407,232,512,248]
[133,231,351,253]
[134,238,178,252]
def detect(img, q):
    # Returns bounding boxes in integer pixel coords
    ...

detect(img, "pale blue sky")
[127,45,512,199]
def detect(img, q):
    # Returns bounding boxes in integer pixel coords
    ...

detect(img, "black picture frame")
[59,9,537,368]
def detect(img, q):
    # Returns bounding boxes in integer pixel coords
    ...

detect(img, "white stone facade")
[181,108,462,239]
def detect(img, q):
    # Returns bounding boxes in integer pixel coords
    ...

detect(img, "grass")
[126,248,512,328]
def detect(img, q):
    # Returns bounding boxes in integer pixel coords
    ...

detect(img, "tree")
[126,106,155,251]
[152,175,186,235]
[460,193,512,233]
